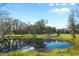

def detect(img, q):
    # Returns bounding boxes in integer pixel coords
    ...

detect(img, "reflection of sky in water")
[45,42,71,49]
[21,46,34,52]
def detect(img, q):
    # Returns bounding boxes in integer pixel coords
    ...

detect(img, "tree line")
[0,9,79,36]
[0,10,57,35]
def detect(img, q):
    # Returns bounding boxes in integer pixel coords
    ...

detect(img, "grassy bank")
[0,34,79,56]
[0,33,57,39]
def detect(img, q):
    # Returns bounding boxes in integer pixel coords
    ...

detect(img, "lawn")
[0,33,57,39]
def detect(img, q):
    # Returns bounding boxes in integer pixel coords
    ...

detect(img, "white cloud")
[49,3,75,6]
[49,3,75,7]
[55,3,67,6]
[61,3,67,6]
[47,23,66,29]
[56,3,60,6]
[55,3,68,6]
[36,3,41,5]
[50,7,70,15]
[70,3,75,5]
[48,3,54,6]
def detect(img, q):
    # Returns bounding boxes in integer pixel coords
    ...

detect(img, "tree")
[67,9,77,45]
[75,24,79,33]
[0,3,9,36]
[25,23,33,34]
[0,10,10,37]
[44,26,56,34]
[68,9,76,38]
[56,29,61,37]
[12,19,20,34]
[34,19,47,34]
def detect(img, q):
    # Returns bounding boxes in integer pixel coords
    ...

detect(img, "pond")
[0,38,71,53]
[21,41,71,52]
[45,41,71,50]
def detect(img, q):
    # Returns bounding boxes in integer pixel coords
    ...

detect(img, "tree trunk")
[72,33,76,38]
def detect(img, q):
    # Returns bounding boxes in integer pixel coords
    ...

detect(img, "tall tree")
[68,9,76,38]
[0,10,10,37]
[67,9,77,45]
[34,19,47,34]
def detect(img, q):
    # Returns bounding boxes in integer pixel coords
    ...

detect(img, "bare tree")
[67,9,77,45]
[68,9,76,38]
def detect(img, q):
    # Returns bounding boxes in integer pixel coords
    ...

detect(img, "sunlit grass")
[59,34,72,40]
[0,45,79,56]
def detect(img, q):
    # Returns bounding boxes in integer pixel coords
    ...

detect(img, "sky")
[0,3,79,29]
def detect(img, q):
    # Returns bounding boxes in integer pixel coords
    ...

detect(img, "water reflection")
[21,41,71,52]
[0,38,71,53]
[45,41,71,50]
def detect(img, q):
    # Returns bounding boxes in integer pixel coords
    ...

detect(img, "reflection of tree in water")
[33,39,46,52]
[0,38,46,53]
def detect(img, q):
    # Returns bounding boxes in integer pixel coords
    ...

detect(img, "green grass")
[0,33,58,39]
[0,45,79,56]
[0,50,37,56]
[0,34,48,39]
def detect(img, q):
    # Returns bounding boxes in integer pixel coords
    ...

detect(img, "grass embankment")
[0,33,57,39]
[0,34,79,56]
[59,34,79,44]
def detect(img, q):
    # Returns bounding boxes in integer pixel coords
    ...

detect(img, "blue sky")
[1,3,79,29]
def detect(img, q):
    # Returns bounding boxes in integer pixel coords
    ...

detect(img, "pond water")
[45,41,71,50]
[21,41,71,52]
[0,38,72,53]
[21,46,34,52]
